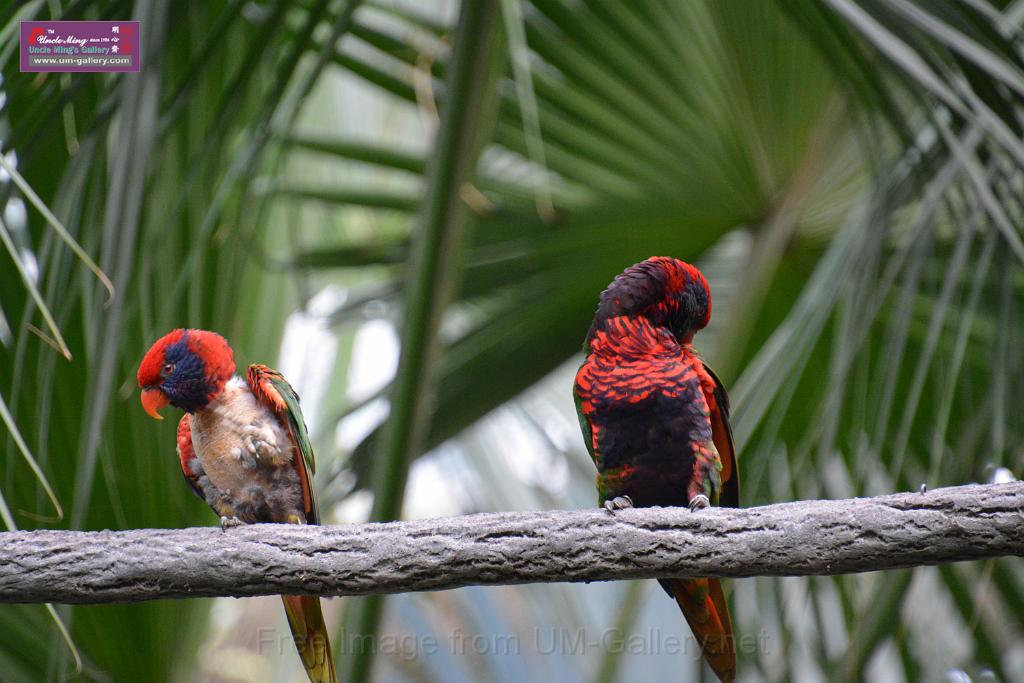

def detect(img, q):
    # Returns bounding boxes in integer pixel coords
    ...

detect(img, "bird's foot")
[688,494,710,512]
[220,515,243,531]
[919,483,928,494]
[604,495,634,513]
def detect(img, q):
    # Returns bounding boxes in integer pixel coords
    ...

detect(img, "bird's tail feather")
[661,577,736,683]
[281,594,337,683]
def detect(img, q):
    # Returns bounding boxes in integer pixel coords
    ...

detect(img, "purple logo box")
[20,21,140,73]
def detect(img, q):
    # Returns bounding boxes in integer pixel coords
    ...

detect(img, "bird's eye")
[161,363,175,377]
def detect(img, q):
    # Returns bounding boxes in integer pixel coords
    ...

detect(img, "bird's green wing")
[573,379,598,464]
[247,364,320,525]
[702,362,739,509]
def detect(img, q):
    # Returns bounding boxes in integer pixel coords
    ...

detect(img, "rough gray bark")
[1,482,1021,604]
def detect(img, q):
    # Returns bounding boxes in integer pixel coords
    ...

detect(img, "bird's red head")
[137,329,236,419]
[646,256,712,331]
[586,256,712,345]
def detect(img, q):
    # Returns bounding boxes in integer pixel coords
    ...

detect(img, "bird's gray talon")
[220,515,242,531]
[604,495,634,513]
[919,483,927,494]
[689,494,710,512]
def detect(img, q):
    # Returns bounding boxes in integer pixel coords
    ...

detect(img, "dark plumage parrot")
[574,257,740,683]
[138,329,337,683]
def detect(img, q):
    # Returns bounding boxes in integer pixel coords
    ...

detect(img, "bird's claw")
[689,494,710,512]
[919,483,928,494]
[604,495,634,513]
[220,515,242,531]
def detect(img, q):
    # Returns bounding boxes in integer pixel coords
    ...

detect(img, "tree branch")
[1,482,1021,604]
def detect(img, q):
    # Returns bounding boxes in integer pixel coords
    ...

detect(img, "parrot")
[573,257,740,683]
[137,328,337,683]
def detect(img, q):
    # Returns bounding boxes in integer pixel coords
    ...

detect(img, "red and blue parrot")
[137,329,336,683]
[574,257,740,683]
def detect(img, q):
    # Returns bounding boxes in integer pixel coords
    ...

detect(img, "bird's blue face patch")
[161,333,214,412]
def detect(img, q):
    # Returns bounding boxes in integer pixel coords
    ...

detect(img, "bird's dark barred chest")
[580,366,713,508]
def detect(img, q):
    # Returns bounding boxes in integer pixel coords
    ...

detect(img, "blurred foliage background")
[2,0,1024,681]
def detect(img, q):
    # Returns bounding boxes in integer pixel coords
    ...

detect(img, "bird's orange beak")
[140,388,170,420]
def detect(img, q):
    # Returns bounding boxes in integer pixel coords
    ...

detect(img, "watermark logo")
[254,626,772,661]
[20,21,140,72]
